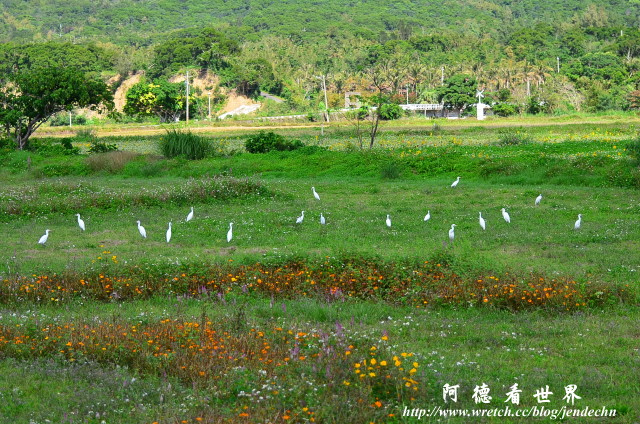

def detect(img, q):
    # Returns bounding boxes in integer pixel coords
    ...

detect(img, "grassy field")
[1,115,639,423]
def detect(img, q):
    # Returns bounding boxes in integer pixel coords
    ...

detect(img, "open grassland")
[1,115,639,423]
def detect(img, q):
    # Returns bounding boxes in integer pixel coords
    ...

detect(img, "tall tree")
[437,74,478,116]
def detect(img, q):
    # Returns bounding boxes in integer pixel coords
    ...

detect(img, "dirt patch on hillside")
[169,70,219,93]
[220,91,260,115]
[113,72,144,112]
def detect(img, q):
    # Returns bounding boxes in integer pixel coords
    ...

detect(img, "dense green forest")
[2,0,640,120]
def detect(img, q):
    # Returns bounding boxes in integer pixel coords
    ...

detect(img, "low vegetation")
[0,120,637,422]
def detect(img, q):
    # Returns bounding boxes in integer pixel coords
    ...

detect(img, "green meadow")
[0,116,639,423]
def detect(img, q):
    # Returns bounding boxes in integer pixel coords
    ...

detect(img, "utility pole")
[69,111,72,127]
[441,66,445,85]
[185,70,190,125]
[207,91,212,119]
[556,57,560,73]
[406,84,409,104]
[321,74,329,123]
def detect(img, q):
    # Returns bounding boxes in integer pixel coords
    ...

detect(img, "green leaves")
[436,74,477,113]
[123,79,185,123]
[0,67,113,150]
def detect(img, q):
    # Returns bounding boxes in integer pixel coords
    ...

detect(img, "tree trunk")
[369,112,380,149]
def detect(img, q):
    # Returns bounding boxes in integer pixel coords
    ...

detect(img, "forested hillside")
[1,0,636,44]
[2,0,640,121]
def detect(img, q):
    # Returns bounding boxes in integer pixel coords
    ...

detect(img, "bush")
[245,131,304,153]
[31,138,80,156]
[88,140,118,154]
[492,103,519,117]
[159,129,211,160]
[378,103,403,120]
[497,128,533,146]
[49,113,88,127]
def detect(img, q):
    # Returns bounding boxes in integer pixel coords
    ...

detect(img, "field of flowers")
[1,117,639,423]
[0,257,630,310]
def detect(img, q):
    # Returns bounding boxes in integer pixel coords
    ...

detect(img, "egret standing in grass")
[38,229,51,245]
[166,222,172,243]
[535,194,543,206]
[76,214,85,231]
[227,222,233,242]
[451,176,461,188]
[312,186,320,201]
[386,214,392,228]
[424,211,431,222]
[296,211,305,224]
[186,207,194,222]
[574,214,582,230]
[449,224,456,242]
[479,212,486,230]
[137,220,147,238]
[320,213,326,225]
[501,208,511,223]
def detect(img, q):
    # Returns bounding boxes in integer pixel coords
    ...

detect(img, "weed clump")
[86,151,139,173]
[497,128,533,146]
[160,129,211,160]
[625,136,640,163]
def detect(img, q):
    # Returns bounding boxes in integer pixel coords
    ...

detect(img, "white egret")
[386,214,392,228]
[137,220,147,238]
[479,212,486,230]
[535,194,542,206]
[312,186,320,201]
[186,207,194,222]
[424,211,431,222]
[501,208,511,223]
[38,229,51,245]
[574,214,582,230]
[296,211,305,224]
[449,224,456,242]
[166,222,172,243]
[76,214,85,231]
[451,176,461,188]
[320,213,326,225]
[227,222,233,242]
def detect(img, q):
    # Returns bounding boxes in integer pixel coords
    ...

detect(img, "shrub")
[245,131,304,153]
[159,129,211,160]
[492,103,519,117]
[497,128,533,146]
[31,138,80,156]
[88,140,118,154]
[49,113,88,127]
[378,103,403,120]
[86,151,139,173]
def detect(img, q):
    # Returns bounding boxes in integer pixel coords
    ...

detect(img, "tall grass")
[85,151,138,173]
[159,129,211,159]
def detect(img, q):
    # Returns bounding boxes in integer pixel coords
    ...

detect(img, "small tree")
[0,67,112,150]
[437,74,477,116]
[124,79,186,123]
[348,94,389,149]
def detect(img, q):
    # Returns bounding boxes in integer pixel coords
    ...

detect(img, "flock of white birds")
[36,179,583,246]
